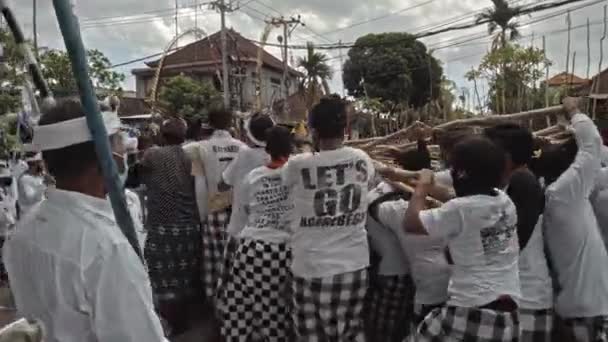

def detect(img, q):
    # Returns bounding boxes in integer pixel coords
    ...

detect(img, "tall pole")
[282,21,288,100]
[339,39,345,97]
[543,36,549,109]
[175,0,179,48]
[220,0,230,108]
[32,0,37,59]
[565,11,571,96]
[51,0,142,260]
[593,5,607,118]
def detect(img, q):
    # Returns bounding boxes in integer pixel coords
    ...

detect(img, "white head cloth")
[244,115,275,147]
[32,111,121,151]
[25,153,42,162]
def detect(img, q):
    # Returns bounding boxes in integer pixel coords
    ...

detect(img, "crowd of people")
[0,94,607,342]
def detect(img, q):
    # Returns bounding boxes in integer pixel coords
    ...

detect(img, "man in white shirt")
[592,168,608,250]
[4,98,166,342]
[198,108,246,302]
[539,98,608,342]
[17,152,46,218]
[219,126,294,342]
[405,138,521,342]
[283,97,374,341]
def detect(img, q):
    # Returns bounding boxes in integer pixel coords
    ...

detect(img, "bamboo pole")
[435,105,562,131]
[52,0,142,260]
[593,5,607,119]
[586,18,592,113]
[565,11,572,96]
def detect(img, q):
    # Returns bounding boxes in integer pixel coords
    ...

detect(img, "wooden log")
[434,106,563,131]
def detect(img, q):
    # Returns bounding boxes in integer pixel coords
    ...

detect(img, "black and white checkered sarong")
[519,308,553,342]
[218,239,292,342]
[201,208,231,300]
[365,274,414,342]
[562,316,608,342]
[416,305,519,342]
[292,268,368,342]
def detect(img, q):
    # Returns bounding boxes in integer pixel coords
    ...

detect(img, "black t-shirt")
[506,168,545,250]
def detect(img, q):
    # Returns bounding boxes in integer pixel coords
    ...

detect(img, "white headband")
[32,111,121,151]
[25,153,42,162]
[244,115,275,147]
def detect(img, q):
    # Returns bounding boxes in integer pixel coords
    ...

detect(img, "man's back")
[4,189,166,342]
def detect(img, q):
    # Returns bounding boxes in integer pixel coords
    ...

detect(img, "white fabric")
[544,113,608,318]
[283,147,375,278]
[17,174,45,217]
[601,145,608,166]
[0,186,16,237]
[182,141,208,220]
[4,189,167,342]
[593,168,608,250]
[419,190,521,308]
[238,166,294,244]
[518,216,554,310]
[199,130,247,196]
[377,199,450,306]
[223,147,270,237]
[366,182,409,276]
[434,169,453,188]
[125,189,146,253]
[32,111,121,151]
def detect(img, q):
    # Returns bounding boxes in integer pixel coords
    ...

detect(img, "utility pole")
[339,39,345,97]
[267,16,301,100]
[174,0,179,48]
[219,0,232,109]
[33,0,37,59]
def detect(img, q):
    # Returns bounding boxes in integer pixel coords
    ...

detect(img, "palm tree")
[297,42,332,111]
[476,0,523,49]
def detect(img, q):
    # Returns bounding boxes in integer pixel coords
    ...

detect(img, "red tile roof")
[546,72,591,87]
[140,29,301,76]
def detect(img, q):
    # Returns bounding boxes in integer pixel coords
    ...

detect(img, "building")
[545,72,591,88]
[131,29,302,110]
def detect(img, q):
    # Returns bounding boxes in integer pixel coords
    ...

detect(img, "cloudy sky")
[4,0,607,99]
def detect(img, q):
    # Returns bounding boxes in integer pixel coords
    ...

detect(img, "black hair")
[394,139,431,171]
[186,118,203,141]
[248,113,275,145]
[435,127,476,166]
[309,96,347,140]
[208,107,233,130]
[265,126,292,160]
[38,97,105,180]
[529,138,577,186]
[484,123,534,167]
[450,137,506,197]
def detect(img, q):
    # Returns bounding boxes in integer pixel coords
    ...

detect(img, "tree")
[158,75,222,121]
[476,0,523,49]
[0,27,25,115]
[297,42,332,111]
[343,32,442,111]
[467,43,551,114]
[39,48,125,96]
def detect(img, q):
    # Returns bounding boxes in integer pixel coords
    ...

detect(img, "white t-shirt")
[544,114,608,318]
[223,147,270,237]
[377,199,450,306]
[434,169,453,188]
[419,190,521,308]
[125,189,146,253]
[17,174,46,217]
[283,147,375,278]
[199,130,247,196]
[592,168,608,250]
[518,216,553,310]
[366,182,409,276]
[238,166,294,244]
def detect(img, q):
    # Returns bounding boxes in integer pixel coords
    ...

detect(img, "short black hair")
[450,137,506,196]
[484,123,534,166]
[530,138,577,186]
[265,126,292,160]
[248,113,275,144]
[39,97,105,180]
[208,107,233,130]
[394,139,431,171]
[309,96,347,139]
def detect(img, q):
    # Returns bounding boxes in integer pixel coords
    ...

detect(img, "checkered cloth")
[562,316,608,342]
[201,208,231,300]
[415,305,520,342]
[412,302,446,335]
[0,237,8,288]
[365,274,414,342]
[144,223,202,298]
[519,308,553,342]
[218,239,292,342]
[292,268,368,342]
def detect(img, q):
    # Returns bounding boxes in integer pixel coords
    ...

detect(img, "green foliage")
[467,43,551,114]
[0,28,25,116]
[476,0,523,49]
[158,75,222,121]
[39,48,125,96]
[343,32,442,108]
[297,42,332,111]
